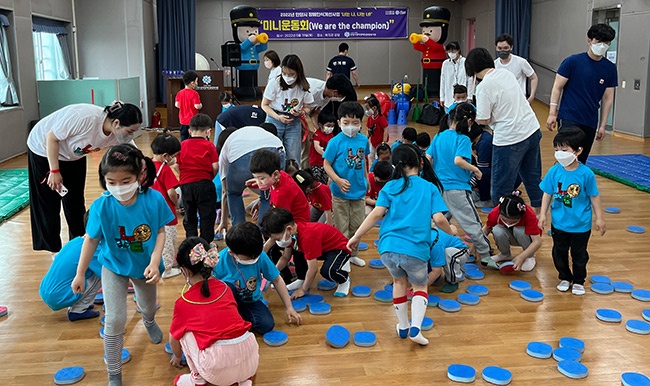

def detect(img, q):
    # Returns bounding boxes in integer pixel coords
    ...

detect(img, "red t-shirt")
[486,206,542,236]
[152,160,179,226]
[295,222,350,260]
[367,115,389,148]
[366,172,383,201]
[270,171,310,223]
[309,129,334,167]
[178,137,218,185]
[307,182,332,212]
[170,279,251,350]
[175,88,201,125]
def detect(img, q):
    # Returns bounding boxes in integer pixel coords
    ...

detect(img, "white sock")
[334,278,351,296]
[408,293,429,345]
[394,299,410,331]
[350,256,366,267]
[286,279,304,291]
[342,260,351,272]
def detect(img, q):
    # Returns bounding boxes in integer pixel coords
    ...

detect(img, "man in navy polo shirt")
[326,43,360,88]
[214,104,267,145]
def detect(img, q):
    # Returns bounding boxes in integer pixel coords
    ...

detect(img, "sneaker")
[571,284,585,295]
[490,253,511,263]
[68,308,100,321]
[162,267,182,279]
[440,282,459,293]
[286,279,305,291]
[481,256,500,270]
[520,257,536,272]
[349,256,366,267]
[556,280,571,292]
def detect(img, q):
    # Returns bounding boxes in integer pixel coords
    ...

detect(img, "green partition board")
[117,77,140,106]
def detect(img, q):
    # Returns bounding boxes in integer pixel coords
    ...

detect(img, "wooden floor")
[1,100,650,385]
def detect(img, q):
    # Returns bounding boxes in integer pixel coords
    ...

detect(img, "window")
[0,11,19,106]
[32,16,71,81]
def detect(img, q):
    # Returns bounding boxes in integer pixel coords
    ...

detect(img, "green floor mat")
[0,169,30,223]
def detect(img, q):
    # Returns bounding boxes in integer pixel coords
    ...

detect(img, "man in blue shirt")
[546,23,618,164]
[213,104,267,145]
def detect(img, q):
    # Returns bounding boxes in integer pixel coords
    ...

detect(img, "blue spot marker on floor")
[447,364,476,383]
[612,281,634,293]
[643,309,650,322]
[353,331,377,347]
[461,263,478,271]
[99,327,105,339]
[291,299,307,313]
[351,285,371,297]
[373,290,392,303]
[481,366,512,385]
[421,316,434,331]
[466,284,489,296]
[481,207,493,214]
[262,299,269,307]
[458,293,480,306]
[263,330,289,346]
[553,347,582,362]
[621,372,650,386]
[509,280,532,292]
[604,207,621,214]
[439,299,462,313]
[302,294,325,305]
[559,337,585,353]
[558,360,588,379]
[369,259,385,269]
[373,239,379,247]
[375,220,383,227]
[596,309,622,323]
[526,342,553,359]
[326,325,350,348]
[521,289,544,302]
[384,284,393,292]
[632,289,650,302]
[358,242,369,251]
[548,229,552,236]
[591,282,614,294]
[100,316,105,326]
[427,294,440,307]
[94,293,104,305]
[628,225,646,234]
[590,275,611,284]
[464,269,485,280]
[626,319,650,335]
[309,302,331,315]
[104,348,131,365]
[165,342,173,354]
[317,279,337,291]
[54,366,85,385]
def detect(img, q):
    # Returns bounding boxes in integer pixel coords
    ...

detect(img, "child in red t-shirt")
[293,169,333,225]
[365,94,389,165]
[178,114,219,243]
[365,160,392,215]
[169,237,258,386]
[262,207,352,297]
[151,132,182,278]
[309,111,336,184]
[483,190,542,272]
[175,70,203,141]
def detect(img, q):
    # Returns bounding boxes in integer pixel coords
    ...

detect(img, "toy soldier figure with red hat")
[230,5,268,101]
[410,6,451,98]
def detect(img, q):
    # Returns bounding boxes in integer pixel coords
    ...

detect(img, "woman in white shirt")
[26,101,142,253]
[263,50,282,85]
[261,54,313,163]
[440,41,473,110]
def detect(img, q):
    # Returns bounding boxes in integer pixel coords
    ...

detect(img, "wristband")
[50,169,60,174]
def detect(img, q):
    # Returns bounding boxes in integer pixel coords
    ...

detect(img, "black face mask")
[497,50,511,60]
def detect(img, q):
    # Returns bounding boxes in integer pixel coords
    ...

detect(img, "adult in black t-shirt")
[326,42,360,87]
[213,104,267,145]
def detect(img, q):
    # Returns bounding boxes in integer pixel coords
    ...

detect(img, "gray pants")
[492,224,532,256]
[442,189,491,259]
[69,273,102,313]
[444,247,469,285]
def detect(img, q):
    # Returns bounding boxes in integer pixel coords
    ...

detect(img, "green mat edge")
[0,168,30,223]
[588,166,650,194]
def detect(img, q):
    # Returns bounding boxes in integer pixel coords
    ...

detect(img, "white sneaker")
[349,256,366,267]
[490,253,511,263]
[571,284,585,295]
[520,257,537,272]
[556,280,571,292]
[286,279,304,291]
[162,267,182,279]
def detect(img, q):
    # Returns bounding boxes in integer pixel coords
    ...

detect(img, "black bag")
[409,85,426,102]
[417,103,443,126]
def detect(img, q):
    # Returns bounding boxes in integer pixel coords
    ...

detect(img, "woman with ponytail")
[169,237,259,386]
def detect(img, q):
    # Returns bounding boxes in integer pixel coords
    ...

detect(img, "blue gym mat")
[0,169,29,224]
[587,154,650,193]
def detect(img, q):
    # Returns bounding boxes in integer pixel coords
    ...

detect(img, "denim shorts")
[380,252,429,286]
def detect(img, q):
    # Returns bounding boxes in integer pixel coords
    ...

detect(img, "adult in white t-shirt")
[215,124,284,231]
[263,50,282,85]
[26,102,143,253]
[261,54,313,163]
[494,33,538,104]
[466,48,542,210]
[440,41,473,109]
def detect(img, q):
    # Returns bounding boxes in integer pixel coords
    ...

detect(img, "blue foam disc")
[309,302,331,315]
[447,364,476,383]
[317,279,337,291]
[358,242,369,251]
[548,229,552,236]
[557,360,588,379]
[467,254,476,263]
[427,294,440,307]
[553,347,582,362]
[100,316,105,326]
[604,207,621,214]
[521,289,544,302]
[526,342,553,359]
[559,337,585,353]
[439,299,462,312]
[373,239,379,247]
[99,327,105,339]
[369,259,385,269]
[165,342,173,354]
[464,269,484,280]
[643,309,650,322]
[626,319,650,335]
[481,207,493,214]
[628,225,646,234]
[509,280,532,292]
[481,366,512,385]
[384,284,393,292]
[632,289,650,302]
[353,331,377,347]
[590,275,611,284]
[263,330,288,346]
[458,293,480,305]
[94,293,104,304]
[291,299,307,312]
[351,285,372,297]
[104,348,131,364]
[54,366,85,385]
[596,309,622,323]
[612,281,634,293]
[591,282,614,294]
[374,290,392,303]
[466,284,489,296]
[622,372,650,386]
[326,325,350,348]
[302,294,325,304]
[375,220,383,227]
[462,263,478,271]
[421,316,434,331]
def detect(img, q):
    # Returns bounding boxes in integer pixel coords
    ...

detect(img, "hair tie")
[189,243,220,268]
[295,174,305,183]
[112,151,128,162]
[517,203,526,211]
[511,190,521,197]
[498,196,506,204]
[108,100,124,114]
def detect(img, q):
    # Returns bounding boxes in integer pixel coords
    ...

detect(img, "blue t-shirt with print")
[86,189,174,279]
[557,52,618,129]
[427,129,473,191]
[539,163,599,233]
[376,175,448,261]
[323,132,369,200]
[429,228,467,267]
[212,247,280,303]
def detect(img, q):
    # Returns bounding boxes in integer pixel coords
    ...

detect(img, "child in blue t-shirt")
[539,127,606,296]
[213,222,301,334]
[348,144,452,346]
[323,101,370,268]
[391,127,417,151]
[369,142,391,172]
[428,226,470,293]
[71,143,174,386]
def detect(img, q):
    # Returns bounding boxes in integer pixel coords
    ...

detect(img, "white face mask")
[114,128,135,143]
[282,75,296,85]
[322,125,335,134]
[448,52,458,60]
[107,181,139,202]
[554,150,577,167]
[341,125,359,138]
[234,254,259,265]
[275,229,293,248]
[590,42,609,57]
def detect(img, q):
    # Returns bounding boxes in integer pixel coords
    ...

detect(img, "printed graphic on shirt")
[345,147,365,169]
[234,277,257,302]
[553,182,580,208]
[74,144,101,156]
[281,98,299,112]
[115,224,152,252]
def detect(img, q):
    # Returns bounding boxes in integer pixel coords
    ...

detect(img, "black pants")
[558,119,597,164]
[423,68,442,98]
[28,150,87,252]
[180,125,190,141]
[180,179,217,243]
[319,249,350,284]
[551,226,591,285]
[269,245,308,284]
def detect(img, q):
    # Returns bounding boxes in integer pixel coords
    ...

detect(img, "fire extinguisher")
[151,110,162,128]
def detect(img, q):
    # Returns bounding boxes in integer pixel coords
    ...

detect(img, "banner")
[257,7,408,40]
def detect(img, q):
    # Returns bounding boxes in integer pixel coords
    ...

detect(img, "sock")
[143,319,163,344]
[108,373,123,386]
[341,260,351,273]
[104,334,124,379]
[393,296,409,338]
[334,277,351,297]
[409,291,429,345]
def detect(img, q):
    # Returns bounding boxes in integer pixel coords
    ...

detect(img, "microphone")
[210,57,221,70]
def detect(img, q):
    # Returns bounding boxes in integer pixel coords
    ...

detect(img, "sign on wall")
[257,8,408,40]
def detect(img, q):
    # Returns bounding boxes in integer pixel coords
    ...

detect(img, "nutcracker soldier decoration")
[409,6,450,98]
[230,5,269,101]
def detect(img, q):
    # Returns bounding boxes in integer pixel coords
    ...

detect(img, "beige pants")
[332,196,365,257]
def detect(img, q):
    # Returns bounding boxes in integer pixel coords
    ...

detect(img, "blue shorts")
[380,252,429,286]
